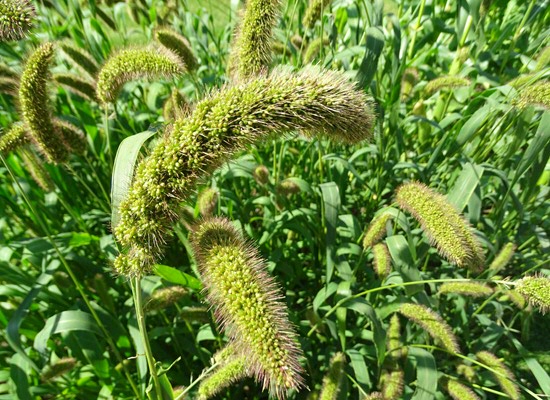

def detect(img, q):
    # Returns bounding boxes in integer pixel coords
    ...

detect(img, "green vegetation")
[0,0,548,399]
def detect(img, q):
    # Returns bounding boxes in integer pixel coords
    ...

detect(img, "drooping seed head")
[401,68,419,100]
[163,88,190,121]
[489,242,516,272]
[395,182,485,271]
[475,351,520,400]
[144,286,188,312]
[19,42,69,163]
[501,288,526,310]
[198,187,219,216]
[515,274,550,314]
[437,281,493,297]
[40,357,77,382]
[53,119,87,155]
[303,0,332,29]
[379,368,404,400]
[114,66,375,275]
[386,314,405,360]
[445,380,480,400]
[0,123,29,153]
[456,364,476,383]
[19,147,54,191]
[535,46,550,71]
[399,303,460,353]
[424,76,470,95]
[0,0,36,41]
[0,76,18,95]
[191,218,305,398]
[54,73,97,101]
[179,306,210,323]
[154,27,198,71]
[516,80,550,110]
[253,165,270,185]
[59,42,99,79]
[0,62,18,79]
[227,0,281,80]
[372,243,391,279]
[276,179,300,196]
[319,352,346,400]
[303,37,329,63]
[363,212,393,249]
[198,355,248,399]
[96,46,185,106]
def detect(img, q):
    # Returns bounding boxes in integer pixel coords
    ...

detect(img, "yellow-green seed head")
[489,242,516,272]
[113,66,375,275]
[424,76,470,95]
[401,68,419,100]
[19,42,69,163]
[198,353,248,399]
[501,288,526,310]
[475,351,520,400]
[319,352,346,400]
[53,119,87,155]
[445,380,480,400]
[0,123,29,153]
[379,368,404,400]
[363,212,393,249]
[456,364,476,383]
[163,88,190,121]
[507,73,541,89]
[198,187,219,216]
[144,286,188,312]
[227,0,281,80]
[399,303,460,353]
[396,182,485,271]
[191,218,305,398]
[437,281,493,297]
[290,34,303,49]
[253,165,270,185]
[179,306,209,323]
[40,357,77,382]
[303,0,332,29]
[96,47,185,106]
[363,393,383,400]
[154,27,198,71]
[19,147,54,191]
[372,243,391,279]
[0,76,18,95]
[59,42,99,79]
[0,0,35,41]
[535,46,550,71]
[515,275,550,314]
[303,37,329,63]
[0,62,18,79]
[386,314,405,360]
[55,73,97,101]
[516,81,550,110]
[276,179,300,196]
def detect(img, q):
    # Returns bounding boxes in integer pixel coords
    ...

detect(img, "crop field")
[0,0,549,399]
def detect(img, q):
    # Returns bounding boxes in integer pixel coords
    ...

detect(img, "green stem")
[175,361,221,400]
[132,277,162,400]
[500,0,536,74]
[407,0,427,60]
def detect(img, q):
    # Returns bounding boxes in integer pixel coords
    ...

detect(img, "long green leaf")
[410,347,438,400]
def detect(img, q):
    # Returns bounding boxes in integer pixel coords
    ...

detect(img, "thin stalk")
[175,361,221,400]
[500,0,537,74]
[132,276,162,400]
[0,154,141,398]
[407,0,427,60]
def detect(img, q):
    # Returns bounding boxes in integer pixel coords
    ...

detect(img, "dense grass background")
[0,0,549,399]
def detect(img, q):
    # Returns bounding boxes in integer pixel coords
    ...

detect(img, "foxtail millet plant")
[39,357,77,383]
[386,314,405,360]
[0,123,28,153]
[96,47,185,106]
[488,242,516,272]
[198,187,219,216]
[253,164,270,185]
[516,80,550,110]
[398,303,460,353]
[372,243,392,279]
[59,42,99,79]
[143,285,188,312]
[163,88,190,121]
[113,66,375,276]
[154,27,198,71]
[395,182,485,271]
[53,119,87,155]
[19,42,69,163]
[19,147,54,191]
[363,212,393,249]
[197,350,248,400]
[54,73,97,101]
[535,46,550,71]
[318,352,346,400]
[423,76,471,95]
[191,218,304,398]
[475,351,520,400]
[0,0,35,41]
[437,281,493,297]
[444,380,480,400]
[515,274,550,314]
[0,76,18,95]
[227,0,281,80]
[302,0,332,29]
[379,368,404,400]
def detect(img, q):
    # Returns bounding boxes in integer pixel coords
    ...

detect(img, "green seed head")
[303,37,329,63]
[154,27,198,71]
[456,364,476,383]
[55,73,97,101]
[489,242,516,273]
[198,348,248,400]
[96,46,185,106]
[0,0,36,41]
[0,62,18,79]
[40,357,77,382]
[319,352,346,400]
[0,76,18,95]
[53,119,87,155]
[386,314,405,360]
[445,380,480,400]
[0,123,29,153]
[363,393,383,400]
[19,147,54,192]
[163,88,190,121]
[535,46,550,71]
[501,288,526,310]
[144,286,188,312]
[276,179,300,196]
[303,0,332,29]
[19,42,69,163]
[114,66,375,275]
[379,368,404,400]
[198,187,219,216]
[401,68,419,100]
[191,218,305,398]
[515,275,550,314]
[475,351,519,400]
[179,306,209,323]
[253,165,270,185]
[437,281,493,297]
[399,303,460,353]
[227,0,281,80]
[372,243,391,279]
[424,76,470,95]
[59,42,99,79]
[363,212,393,249]
[516,80,550,110]
[396,182,485,271]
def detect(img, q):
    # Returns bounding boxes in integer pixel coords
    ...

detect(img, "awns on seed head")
[0,0,36,41]
[191,217,304,399]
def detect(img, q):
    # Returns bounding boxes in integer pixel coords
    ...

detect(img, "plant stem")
[407,0,427,60]
[132,276,163,400]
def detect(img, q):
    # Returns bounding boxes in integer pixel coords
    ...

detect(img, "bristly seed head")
[319,352,346,400]
[489,242,516,273]
[154,27,198,71]
[437,281,493,298]
[423,75,470,95]
[0,0,36,41]
[395,182,485,272]
[475,351,520,400]
[303,0,333,29]
[191,217,305,399]
[515,274,550,314]
[372,243,392,279]
[445,380,480,400]
[363,212,393,249]
[0,123,29,153]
